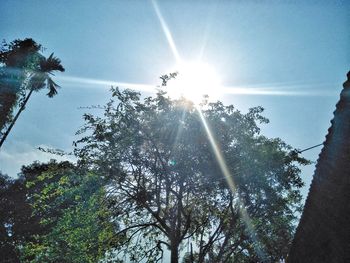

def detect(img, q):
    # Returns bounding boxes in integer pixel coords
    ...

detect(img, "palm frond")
[40,53,65,73]
[47,78,59,97]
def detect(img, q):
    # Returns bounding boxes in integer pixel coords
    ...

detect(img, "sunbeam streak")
[55,74,336,98]
[54,74,337,98]
[197,109,236,192]
[56,75,156,92]
[197,107,267,260]
[152,0,181,62]
[222,83,336,97]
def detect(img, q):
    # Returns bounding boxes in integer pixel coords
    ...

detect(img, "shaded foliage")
[1,161,119,263]
[19,160,120,263]
[0,172,41,263]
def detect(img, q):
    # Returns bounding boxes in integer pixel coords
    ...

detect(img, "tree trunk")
[0,88,33,149]
[0,91,17,131]
[170,243,179,263]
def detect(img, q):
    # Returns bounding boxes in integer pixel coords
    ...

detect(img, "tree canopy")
[73,87,308,262]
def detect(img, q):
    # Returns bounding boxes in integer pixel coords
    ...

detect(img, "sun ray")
[151,0,181,63]
[56,74,336,98]
[197,2,219,61]
[221,83,336,97]
[197,107,266,260]
[56,75,156,93]
[197,108,236,192]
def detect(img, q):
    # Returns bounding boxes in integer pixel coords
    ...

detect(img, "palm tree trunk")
[0,91,17,131]
[0,88,34,149]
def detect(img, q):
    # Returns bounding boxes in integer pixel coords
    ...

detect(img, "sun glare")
[166,61,222,103]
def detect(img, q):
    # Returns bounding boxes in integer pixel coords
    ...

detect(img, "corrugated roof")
[288,71,350,262]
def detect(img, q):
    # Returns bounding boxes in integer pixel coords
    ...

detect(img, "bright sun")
[166,61,222,103]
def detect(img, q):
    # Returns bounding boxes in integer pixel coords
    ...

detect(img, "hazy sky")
[0,0,349,199]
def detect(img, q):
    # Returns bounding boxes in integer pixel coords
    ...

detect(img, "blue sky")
[0,0,349,199]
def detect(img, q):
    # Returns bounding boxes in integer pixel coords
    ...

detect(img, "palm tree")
[0,38,41,131]
[0,52,65,149]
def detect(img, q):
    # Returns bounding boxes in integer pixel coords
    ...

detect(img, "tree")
[0,161,119,263]
[0,38,41,131]
[0,38,65,148]
[0,172,20,263]
[18,160,120,263]
[75,87,309,263]
[0,172,41,263]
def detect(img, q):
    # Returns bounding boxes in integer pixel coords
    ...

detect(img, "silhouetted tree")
[0,38,64,148]
[75,87,309,263]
